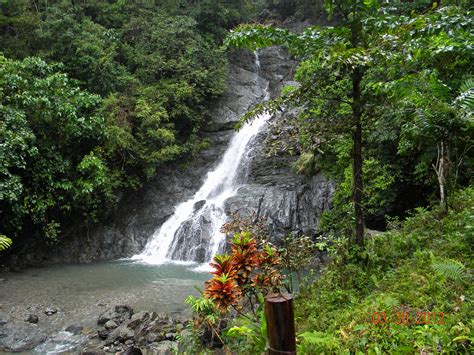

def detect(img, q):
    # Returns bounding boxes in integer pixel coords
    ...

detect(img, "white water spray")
[132,52,270,268]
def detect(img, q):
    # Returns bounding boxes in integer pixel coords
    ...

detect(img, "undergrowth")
[296,188,473,353]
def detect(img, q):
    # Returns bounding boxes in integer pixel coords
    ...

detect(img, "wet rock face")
[225,171,335,240]
[225,107,335,240]
[0,314,47,352]
[202,49,268,132]
[167,212,213,263]
[30,48,272,264]
[224,47,335,240]
[258,46,297,97]
[14,46,333,265]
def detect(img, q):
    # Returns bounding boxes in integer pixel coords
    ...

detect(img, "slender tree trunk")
[433,141,449,212]
[352,67,365,248]
[351,15,365,249]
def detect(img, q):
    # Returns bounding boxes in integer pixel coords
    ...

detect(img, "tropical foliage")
[202,1,473,353]
[1,55,109,241]
[296,188,473,353]
[1,0,473,352]
[225,0,473,251]
[183,215,287,353]
[0,0,258,247]
[184,188,473,353]
[0,234,12,251]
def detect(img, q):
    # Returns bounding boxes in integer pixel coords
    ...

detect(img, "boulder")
[97,329,110,340]
[145,332,161,343]
[98,305,133,326]
[128,311,153,329]
[123,347,143,355]
[151,340,178,354]
[0,316,47,352]
[106,323,134,344]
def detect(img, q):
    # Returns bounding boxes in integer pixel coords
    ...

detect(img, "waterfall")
[132,52,270,269]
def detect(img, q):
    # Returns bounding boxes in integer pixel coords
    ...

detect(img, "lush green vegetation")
[0,0,264,246]
[1,56,109,241]
[185,189,473,353]
[1,0,472,352]
[184,0,473,353]
[227,0,473,245]
[296,188,473,353]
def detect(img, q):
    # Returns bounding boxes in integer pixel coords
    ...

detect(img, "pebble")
[146,333,159,343]
[98,329,110,340]
[165,332,176,340]
[44,307,57,316]
[104,320,118,330]
[65,325,83,334]
[26,314,39,324]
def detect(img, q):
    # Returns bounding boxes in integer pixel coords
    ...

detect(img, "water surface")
[0,261,209,352]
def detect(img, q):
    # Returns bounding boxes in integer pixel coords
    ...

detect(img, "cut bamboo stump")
[265,293,296,354]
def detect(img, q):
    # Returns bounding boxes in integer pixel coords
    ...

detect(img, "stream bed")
[0,261,209,353]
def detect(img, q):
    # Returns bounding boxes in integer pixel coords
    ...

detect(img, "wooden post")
[265,293,296,355]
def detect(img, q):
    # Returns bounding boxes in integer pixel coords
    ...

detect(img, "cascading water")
[132,52,270,269]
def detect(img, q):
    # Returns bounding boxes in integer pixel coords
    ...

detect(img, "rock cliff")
[13,46,333,265]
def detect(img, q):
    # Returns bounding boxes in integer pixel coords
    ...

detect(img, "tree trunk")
[352,67,365,248]
[433,141,449,212]
[350,17,365,249]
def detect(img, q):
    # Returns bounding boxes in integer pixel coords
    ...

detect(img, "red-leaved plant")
[203,273,241,312]
[203,222,285,316]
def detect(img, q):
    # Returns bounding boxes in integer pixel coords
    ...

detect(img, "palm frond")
[0,234,12,251]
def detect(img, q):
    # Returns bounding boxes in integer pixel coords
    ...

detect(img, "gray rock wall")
[224,47,334,240]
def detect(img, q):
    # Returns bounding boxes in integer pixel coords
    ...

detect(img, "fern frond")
[455,77,474,113]
[297,331,340,352]
[431,259,466,281]
[429,75,451,101]
[293,152,316,176]
[185,295,216,315]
